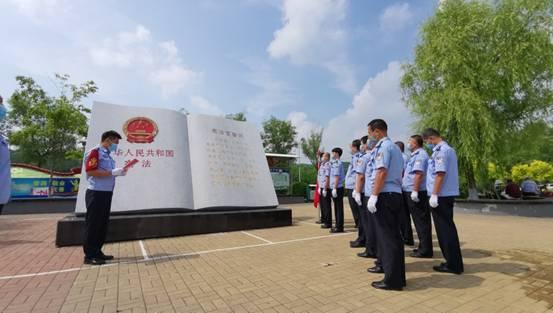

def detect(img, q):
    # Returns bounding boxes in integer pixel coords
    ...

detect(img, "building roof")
[265,153,299,159]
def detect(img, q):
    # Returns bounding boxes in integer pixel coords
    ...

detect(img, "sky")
[0,0,439,161]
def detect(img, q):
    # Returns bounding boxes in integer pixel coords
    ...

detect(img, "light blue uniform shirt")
[402,153,409,171]
[370,137,403,194]
[86,146,116,192]
[426,141,460,197]
[0,134,11,204]
[402,148,429,192]
[345,152,363,189]
[317,161,330,189]
[329,159,345,189]
[362,149,377,195]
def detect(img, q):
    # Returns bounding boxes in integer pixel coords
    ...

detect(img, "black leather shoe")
[371,281,402,291]
[321,224,331,229]
[84,257,106,265]
[409,251,433,258]
[350,241,365,248]
[433,264,462,275]
[357,251,377,258]
[330,228,344,233]
[367,266,384,274]
[99,253,114,260]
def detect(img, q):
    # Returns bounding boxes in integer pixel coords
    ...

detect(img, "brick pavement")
[1,205,553,312]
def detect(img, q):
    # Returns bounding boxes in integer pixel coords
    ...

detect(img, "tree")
[511,160,553,183]
[261,116,297,154]
[225,112,247,122]
[401,0,553,198]
[300,128,323,167]
[7,74,97,171]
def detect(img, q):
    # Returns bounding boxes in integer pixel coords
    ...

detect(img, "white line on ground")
[240,231,273,243]
[0,231,354,281]
[139,240,150,260]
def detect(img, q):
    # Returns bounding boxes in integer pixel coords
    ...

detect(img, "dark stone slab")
[455,199,553,218]
[277,196,306,204]
[56,207,292,247]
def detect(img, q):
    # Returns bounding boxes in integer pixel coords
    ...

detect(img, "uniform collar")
[375,137,389,149]
[434,141,446,152]
[411,147,422,156]
[99,145,110,154]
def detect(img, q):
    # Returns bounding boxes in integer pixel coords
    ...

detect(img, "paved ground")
[1,204,553,313]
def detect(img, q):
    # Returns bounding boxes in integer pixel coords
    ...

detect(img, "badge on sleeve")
[436,156,444,165]
[85,149,100,171]
[376,152,383,160]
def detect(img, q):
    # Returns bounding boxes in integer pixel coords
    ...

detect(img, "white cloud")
[189,96,225,116]
[379,3,414,32]
[5,0,70,20]
[321,61,414,154]
[267,0,356,93]
[90,25,202,98]
[287,111,321,142]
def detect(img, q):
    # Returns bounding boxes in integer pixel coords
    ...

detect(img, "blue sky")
[0,0,438,157]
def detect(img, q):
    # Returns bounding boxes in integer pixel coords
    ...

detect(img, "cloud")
[189,96,225,116]
[379,3,414,32]
[90,25,202,98]
[287,111,321,142]
[267,0,356,93]
[5,0,70,20]
[321,61,414,153]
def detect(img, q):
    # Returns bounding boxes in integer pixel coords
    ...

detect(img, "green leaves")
[300,129,323,167]
[261,116,298,154]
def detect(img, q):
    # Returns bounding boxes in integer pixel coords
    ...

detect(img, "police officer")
[345,140,362,230]
[423,128,464,274]
[329,148,345,233]
[366,119,406,290]
[0,96,10,215]
[318,152,332,229]
[395,141,414,246]
[402,135,433,258]
[350,136,368,248]
[83,130,127,265]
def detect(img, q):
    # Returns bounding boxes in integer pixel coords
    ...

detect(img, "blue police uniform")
[427,141,464,273]
[329,158,345,231]
[402,148,432,256]
[368,137,406,289]
[318,161,332,227]
[0,134,11,213]
[83,146,118,260]
[346,152,363,228]
[357,149,379,256]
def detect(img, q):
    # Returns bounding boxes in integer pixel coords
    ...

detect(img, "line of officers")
[316,119,464,291]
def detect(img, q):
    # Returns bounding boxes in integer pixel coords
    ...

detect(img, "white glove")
[410,191,419,203]
[353,191,362,205]
[332,188,338,198]
[429,194,439,208]
[111,168,127,177]
[367,195,378,213]
[322,189,328,197]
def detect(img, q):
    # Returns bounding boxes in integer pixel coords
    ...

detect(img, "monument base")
[56,207,292,247]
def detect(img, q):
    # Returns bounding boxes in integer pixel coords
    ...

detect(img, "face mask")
[368,138,378,148]
[0,106,6,120]
[407,144,413,152]
[109,143,118,152]
[425,143,435,150]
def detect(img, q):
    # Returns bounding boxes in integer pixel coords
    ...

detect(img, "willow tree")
[401,0,553,198]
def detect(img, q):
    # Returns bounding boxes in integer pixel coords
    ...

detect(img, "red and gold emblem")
[123,117,159,144]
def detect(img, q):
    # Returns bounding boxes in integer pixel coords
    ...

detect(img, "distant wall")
[455,199,553,218]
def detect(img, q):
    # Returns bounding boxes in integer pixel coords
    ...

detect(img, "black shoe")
[99,253,114,260]
[409,251,433,259]
[357,251,377,259]
[321,224,331,229]
[84,257,106,265]
[330,228,344,233]
[433,264,462,275]
[371,281,402,291]
[367,266,384,274]
[350,241,365,248]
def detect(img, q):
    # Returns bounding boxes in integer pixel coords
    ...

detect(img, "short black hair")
[332,147,343,157]
[395,141,405,152]
[101,130,122,142]
[351,139,361,150]
[360,135,368,144]
[410,135,423,148]
[368,119,388,132]
[422,128,440,138]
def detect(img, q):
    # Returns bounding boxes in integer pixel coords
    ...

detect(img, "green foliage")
[291,182,308,197]
[511,160,553,183]
[300,129,323,167]
[289,163,317,185]
[402,0,553,195]
[7,74,97,170]
[225,112,247,122]
[261,116,297,154]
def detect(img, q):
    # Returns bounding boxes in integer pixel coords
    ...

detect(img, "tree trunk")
[465,165,479,200]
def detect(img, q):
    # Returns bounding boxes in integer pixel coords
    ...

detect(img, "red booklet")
[124,159,139,170]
